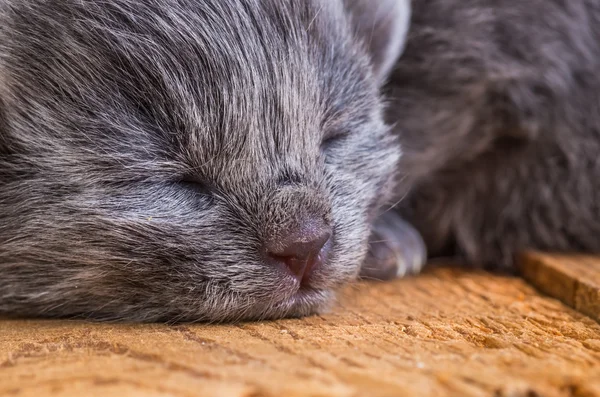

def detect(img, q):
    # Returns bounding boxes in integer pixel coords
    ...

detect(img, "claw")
[360,213,427,281]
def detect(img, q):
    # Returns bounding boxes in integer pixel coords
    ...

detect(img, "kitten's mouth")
[260,235,341,317]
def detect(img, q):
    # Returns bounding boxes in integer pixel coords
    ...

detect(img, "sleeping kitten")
[0,0,415,322]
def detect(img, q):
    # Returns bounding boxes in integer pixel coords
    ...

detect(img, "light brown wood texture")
[2,266,600,397]
[520,252,600,323]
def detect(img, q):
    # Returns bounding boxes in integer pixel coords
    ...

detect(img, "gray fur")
[385,0,600,270]
[0,0,408,321]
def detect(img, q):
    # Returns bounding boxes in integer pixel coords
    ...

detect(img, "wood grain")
[2,267,600,397]
[520,252,600,323]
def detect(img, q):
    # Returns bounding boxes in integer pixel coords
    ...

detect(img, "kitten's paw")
[360,213,427,280]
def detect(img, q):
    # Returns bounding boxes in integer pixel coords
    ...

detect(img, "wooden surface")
[2,266,600,397]
[520,252,600,323]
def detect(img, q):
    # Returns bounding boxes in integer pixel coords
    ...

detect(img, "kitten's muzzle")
[264,218,332,286]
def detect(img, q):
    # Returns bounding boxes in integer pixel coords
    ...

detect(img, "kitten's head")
[0,0,410,322]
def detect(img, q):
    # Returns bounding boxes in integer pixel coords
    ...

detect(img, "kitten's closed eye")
[277,172,302,187]
[178,176,213,198]
[321,131,350,152]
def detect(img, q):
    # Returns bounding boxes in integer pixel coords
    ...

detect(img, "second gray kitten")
[374,0,600,273]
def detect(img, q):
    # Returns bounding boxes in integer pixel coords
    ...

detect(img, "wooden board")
[1,266,600,397]
[520,252,600,323]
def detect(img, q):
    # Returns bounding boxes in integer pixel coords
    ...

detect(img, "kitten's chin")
[271,288,335,319]
[191,285,336,323]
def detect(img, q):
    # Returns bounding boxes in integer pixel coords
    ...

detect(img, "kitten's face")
[0,0,406,321]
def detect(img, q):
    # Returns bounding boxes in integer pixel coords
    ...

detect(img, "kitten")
[0,0,413,322]
[381,0,600,271]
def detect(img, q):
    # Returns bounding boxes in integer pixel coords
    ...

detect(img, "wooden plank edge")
[518,251,600,323]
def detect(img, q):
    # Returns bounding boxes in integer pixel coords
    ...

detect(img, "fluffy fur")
[385,0,600,270]
[0,0,409,322]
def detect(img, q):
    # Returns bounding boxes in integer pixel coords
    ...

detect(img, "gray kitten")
[380,0,600,272]
[0,0,414,322]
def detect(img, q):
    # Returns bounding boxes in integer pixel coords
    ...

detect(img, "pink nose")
[265,220,332,285]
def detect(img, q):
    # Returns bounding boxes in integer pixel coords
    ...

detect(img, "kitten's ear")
[345,0,411,83]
